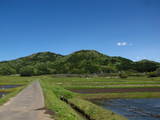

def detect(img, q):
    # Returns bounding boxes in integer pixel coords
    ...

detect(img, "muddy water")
[92,98,160,120]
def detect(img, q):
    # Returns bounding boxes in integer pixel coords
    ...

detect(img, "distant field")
[0,76,34,85]
[40,75,160,99]
[40,75,160,120]
[40,76,160,88]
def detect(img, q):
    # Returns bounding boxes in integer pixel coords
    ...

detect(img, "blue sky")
[0,0,160,61]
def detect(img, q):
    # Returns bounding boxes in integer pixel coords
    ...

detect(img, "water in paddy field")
[92,98,160,120]
[0,92,7,98]
[0,85,21,89]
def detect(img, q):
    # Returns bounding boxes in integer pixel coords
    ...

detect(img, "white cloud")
[117,42,128,46]
[135,56,147,61]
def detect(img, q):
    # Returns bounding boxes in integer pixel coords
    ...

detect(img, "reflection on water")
[92,98,160,120]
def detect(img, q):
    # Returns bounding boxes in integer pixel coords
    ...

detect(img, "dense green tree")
[0,65,16,75]
[134,60,159,72]
[156,68,160,76]
[100,66,116,73]
[19,66,36,76]
[34,63,50,75]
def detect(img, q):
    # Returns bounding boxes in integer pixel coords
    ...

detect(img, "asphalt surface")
[0,81,53,120]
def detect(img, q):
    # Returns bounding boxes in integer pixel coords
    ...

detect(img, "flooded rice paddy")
[92,98,160,120]
[0,92,7,98]
[0,85,21,89]
[0,85,22,98]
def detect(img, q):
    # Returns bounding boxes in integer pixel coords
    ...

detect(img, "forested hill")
[0,50,159,76]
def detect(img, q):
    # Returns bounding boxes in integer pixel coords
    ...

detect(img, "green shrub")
[20,66,36,76]
[147,72,158,78]
[119,73,128,78]
[148,68,160,78]
[0,66,16,75]
[156,68,160,76]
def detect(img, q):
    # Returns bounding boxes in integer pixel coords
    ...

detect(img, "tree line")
[0,50,159,76]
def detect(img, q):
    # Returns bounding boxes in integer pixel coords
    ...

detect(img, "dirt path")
[0,81,53,120]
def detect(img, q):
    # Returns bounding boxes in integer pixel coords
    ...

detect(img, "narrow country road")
[0,81,53,120]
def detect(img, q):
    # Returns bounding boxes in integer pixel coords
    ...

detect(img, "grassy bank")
[68,98,127,120]
[40,80,83,120]
[40,79,127,120]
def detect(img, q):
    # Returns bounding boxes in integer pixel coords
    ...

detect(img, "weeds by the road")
[40,80,83,120]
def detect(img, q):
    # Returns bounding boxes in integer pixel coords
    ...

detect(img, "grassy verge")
[40,80,83,120]
[0,87,24,93]
[40,79,127,120]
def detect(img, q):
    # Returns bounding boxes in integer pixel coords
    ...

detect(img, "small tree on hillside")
[156,68,160,76]
[20,66,35,76]
[0,65,16,75]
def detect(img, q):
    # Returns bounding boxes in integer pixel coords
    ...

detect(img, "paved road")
[0,81,53,120]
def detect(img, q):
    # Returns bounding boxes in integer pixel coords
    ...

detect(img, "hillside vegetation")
[0,50,159,76]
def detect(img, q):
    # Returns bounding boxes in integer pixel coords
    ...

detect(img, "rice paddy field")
[0,76,35,105]
[40,76,160,120]
[40,76,160,99]
[1,75,160,120]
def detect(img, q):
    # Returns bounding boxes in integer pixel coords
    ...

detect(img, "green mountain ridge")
[0,50,159,76]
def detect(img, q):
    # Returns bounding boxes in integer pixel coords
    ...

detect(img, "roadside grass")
[40,79,127,120]
[40,80,83,120]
